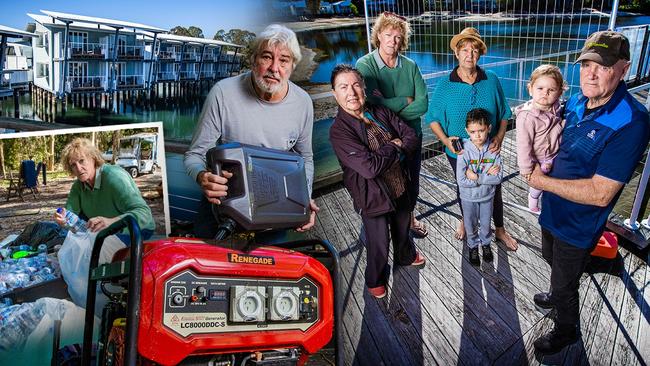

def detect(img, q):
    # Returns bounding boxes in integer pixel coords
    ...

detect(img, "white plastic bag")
[0,298,100,365]
[57,231,126,315]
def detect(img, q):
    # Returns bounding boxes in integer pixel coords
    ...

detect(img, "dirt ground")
[0,170,166,240]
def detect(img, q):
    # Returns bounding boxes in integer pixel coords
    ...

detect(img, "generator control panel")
[162,270,319,337]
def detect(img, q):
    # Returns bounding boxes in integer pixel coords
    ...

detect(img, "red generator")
[81,231,338,366]
[77,144,342,366]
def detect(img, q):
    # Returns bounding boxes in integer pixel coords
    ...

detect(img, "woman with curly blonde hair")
[356,11,429,238]
[54,137,154,241]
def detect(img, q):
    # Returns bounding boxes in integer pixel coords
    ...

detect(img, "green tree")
[214,29,257,69]
[187,26,204,38]
[350,3,358,16]
[170,26,191,37]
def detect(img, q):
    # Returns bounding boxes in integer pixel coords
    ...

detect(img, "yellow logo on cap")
[587,42,609,49]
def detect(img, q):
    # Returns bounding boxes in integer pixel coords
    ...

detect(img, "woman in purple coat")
[329,64,425,299]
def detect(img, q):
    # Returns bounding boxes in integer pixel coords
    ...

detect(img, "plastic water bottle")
[57,208,88,233]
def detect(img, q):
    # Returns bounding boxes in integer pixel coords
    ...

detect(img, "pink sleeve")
[516,111,537,175]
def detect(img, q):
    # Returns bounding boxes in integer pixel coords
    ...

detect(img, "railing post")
[0,35,6,82]
[517,60,525,101]
[364,0,371,53]
[147,33,158,89]
[61,21,72,99]
[609,0,620,30]
[110,27,122,93]
[626,153,650,230]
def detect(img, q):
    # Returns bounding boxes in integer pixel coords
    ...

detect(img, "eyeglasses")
[382,11,406,21]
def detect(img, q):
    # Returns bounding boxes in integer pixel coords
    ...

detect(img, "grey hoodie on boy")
[456,137,503,248]
[456,137,503,202]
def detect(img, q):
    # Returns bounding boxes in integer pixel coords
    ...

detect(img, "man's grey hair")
[250,24,302,69]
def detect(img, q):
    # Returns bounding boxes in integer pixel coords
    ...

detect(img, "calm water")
[301,16,650,88]
[3,15,650,187]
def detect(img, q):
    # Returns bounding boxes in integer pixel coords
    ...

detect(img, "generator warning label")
[164,313,228,337]
[228,253,275,265]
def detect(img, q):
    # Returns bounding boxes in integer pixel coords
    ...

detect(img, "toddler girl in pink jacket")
[515,65,566,212]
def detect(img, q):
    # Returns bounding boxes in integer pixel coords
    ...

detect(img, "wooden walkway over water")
[307,130,650,365]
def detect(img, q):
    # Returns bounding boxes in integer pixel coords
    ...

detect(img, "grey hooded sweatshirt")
[456,137,503,202]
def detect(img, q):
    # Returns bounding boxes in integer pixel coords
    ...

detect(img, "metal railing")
[179,71,198,80]
[110,45,145,60]
[156,71,177,80]
[4,55,29,70]
[158,50,180,61]
[200,70,216,78]
[618,25,650,83]
[361,3,650,106]
[114,74,144,88]
[182,52,200,62]
[68,42,107,59]
[66,75,106,92]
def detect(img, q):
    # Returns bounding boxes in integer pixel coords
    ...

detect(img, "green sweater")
[65,164,155,232]
[356,50,428,136]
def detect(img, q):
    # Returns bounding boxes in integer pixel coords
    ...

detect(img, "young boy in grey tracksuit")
[456,108,503,266]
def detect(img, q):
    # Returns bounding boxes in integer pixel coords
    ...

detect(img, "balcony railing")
[200,70,216,79]
[179,71,198,80]
[156,71,177,81]
[158,50,180,61]
[66,76,106,92]
[68,42,107,59]
[182,52,200,62]
[110,45,145,60]
[115,75,144,89]
[202,53,216,61]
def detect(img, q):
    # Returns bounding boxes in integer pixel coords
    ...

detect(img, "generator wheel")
[127,167,138,179]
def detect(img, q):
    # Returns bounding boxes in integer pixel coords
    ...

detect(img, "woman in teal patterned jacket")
[427,27,518,251]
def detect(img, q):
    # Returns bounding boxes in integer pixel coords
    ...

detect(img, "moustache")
[263,73,281,81]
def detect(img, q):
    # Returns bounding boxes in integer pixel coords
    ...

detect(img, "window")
[140,139,153,160]
[68,31,88,53]
[68,31,88,45]
[35,63,49,78]
[68,62,88,84]
[34,34,43,48]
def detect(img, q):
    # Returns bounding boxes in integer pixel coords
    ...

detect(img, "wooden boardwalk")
[307,130,650,366]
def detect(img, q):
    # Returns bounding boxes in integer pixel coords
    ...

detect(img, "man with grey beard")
[184,24,318,238]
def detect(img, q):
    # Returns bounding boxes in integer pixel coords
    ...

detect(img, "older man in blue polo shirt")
[528,31,650,354]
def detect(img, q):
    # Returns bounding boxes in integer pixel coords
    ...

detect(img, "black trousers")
[446,154,504,227]
[407,136,423,211]
[541,228,595,327]
[361,193,417,288]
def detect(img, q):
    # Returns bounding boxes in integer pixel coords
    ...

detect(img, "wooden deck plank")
[315,192,417,366]
[588,252,634,364]
[420,157,550,302]
[330,187,460,365]
[416,180,544,330]
[415,168,553,363]
[421,156,551,290]
[416,172,538,332]
[611,250,648,366]
[636,256,650,364]
[310,193,386,366]
[306,130,648,365]
[559,271,608,365]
